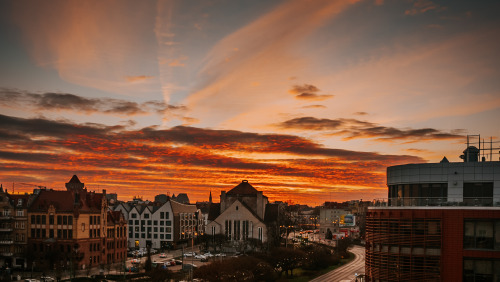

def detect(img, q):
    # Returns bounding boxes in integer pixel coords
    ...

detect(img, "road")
[310,245,365,282]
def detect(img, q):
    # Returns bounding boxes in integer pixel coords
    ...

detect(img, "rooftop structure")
[365,139,500,281]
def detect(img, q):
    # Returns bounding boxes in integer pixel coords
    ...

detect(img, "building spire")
[209,189,212,203]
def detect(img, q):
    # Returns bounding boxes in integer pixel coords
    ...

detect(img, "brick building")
[0,186,30,269]
[27,175,124,271]
[105,211,127,264]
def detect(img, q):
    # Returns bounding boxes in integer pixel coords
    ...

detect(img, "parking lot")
[126,249,227,272]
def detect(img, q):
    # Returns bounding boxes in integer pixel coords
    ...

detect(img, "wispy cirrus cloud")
[288,84,334,101]
[276,116,465,142]
[184,0,358,126]
[125,75,155,83]
[405,0,445,16]
[0,88,186,116]
[10,0,160,97]
[302,105,327,109]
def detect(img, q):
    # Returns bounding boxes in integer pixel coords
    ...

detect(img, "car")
[131,258,140,264]
[194,254,206,260]
[159,253,167,258]
[183,252,196,257]
[183,263,197,270]
[174,259,183,265]
[164,261,171,267]
[169,259,176,266]
[200,256,208,262]
[203,252,214,257]
[215,253,226,257]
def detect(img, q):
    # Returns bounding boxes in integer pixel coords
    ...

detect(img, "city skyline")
[0,0,499,205]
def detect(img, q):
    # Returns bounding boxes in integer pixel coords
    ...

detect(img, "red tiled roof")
[29,189,104,213]
[8,194,30,208]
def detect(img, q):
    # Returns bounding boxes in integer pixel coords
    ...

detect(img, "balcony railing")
[372,197,500,207]
[0,240,13,244]
[0,228,13,232]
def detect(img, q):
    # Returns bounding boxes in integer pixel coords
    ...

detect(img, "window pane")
[464,221,475,248]
[476,221,494,249]
[495,221,500,250]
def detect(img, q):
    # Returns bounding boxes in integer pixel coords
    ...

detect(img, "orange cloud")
[125,75,155,83]
[184,0,358,127]
[0,113,421,205]
[10,0,159,97]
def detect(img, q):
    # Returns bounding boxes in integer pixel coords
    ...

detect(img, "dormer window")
[17,199,22,206]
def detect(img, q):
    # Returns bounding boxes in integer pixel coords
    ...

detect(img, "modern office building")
[365,145,500,281]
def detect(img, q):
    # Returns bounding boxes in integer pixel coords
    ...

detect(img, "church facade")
[206,180,278,243]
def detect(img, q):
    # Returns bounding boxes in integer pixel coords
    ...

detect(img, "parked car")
[203,252,214,257]
[183,263,197,271]
[131,258,140,264]
[194,254,206,260]
[174,259,183,265]
[215,253,226,257]
[159,253,167,258]
[184,252,196,257]
[169,259,176,266]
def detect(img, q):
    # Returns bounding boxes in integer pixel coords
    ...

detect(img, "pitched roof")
[226,180,259,196]
[170,200,197,215]
[69,175,81,183]
[8,194,30,208]
[29,189,104,213]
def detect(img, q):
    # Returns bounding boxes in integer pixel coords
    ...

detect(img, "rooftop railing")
[372,197,500,207]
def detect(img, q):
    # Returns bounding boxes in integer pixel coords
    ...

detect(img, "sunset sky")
[1,0,499,205]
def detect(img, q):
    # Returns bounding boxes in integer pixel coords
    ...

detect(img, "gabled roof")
[114,202,131,212]
[216,199,265,224]
[107,210,124,224]
[226,180,259,196]
[170,200,197,215]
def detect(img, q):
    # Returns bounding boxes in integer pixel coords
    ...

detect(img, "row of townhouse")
[0,175,127,270]
[114,198,203,250]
